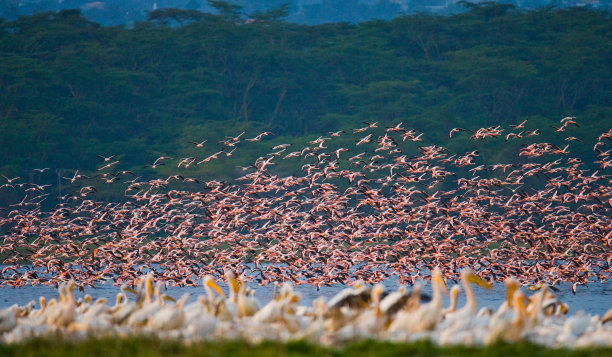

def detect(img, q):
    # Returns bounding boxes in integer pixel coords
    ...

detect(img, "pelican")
[126,275,164,327]
[29,297,47,319]
[348,284,386,339]
[148,293,189,331]
[323,280,373,333]
[539,286,568,317]
[237,275,260,317]
[214,271,240,321]
[68,297,113,338]
[380,285,430,318]
[495,277,520,316]
[388,267,447,336]
[187,275,225,316]
[296,297,328,343]
[179,276,224,340]
[253,282,305,332]
[526,283,553,327]
[43,281,77,328]
[183,295,219,341]
[437,269,492,345]
[443,269,492,323]
[602,308,612,325]
[485,290,528,344]
[111,285,140,324]
[442,284,460,317]
[557,311,598,346]
[0,306,17,334]
[327,280,371,310]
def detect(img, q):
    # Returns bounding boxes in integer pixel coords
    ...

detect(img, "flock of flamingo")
[0,117,611,345]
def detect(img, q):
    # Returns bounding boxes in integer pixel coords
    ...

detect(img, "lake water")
[1,279,610,316]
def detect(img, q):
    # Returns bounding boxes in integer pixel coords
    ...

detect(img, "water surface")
[1,280,610,316]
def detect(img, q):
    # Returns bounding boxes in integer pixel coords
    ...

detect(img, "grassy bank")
[1,337,611,357]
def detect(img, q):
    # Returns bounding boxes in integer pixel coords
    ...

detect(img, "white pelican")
[380,285,428,318]
[495,277,519,317]
[323,280,374,333]
[68,297,113,338]
[556,311,599,346]
[526,283,554,328]
[485,289,528,344]
[237,275,260,317]
[327,280,371,310]
[126,275,166,327]
[148,293,189,331]
[42,281,77,328]
[253,282,306,332]
[345,284,386,339]
[111,285,140,324]
[184,275,225,319]
[0,306,17,334]
[442,284,460,317]
[602,308,612,325]
[213,271,241,321]
[541,289,569,317]
[180,277,224,340]
[437,269,492,345]
[29,297,47,319]
[388,267,447,336]
[442,269,492,323]
[183,296,219,341]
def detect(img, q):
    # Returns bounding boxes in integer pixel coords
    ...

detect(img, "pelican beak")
[353,280,364,289]
[433,269,448,295]
[162,295,176,303]
[230,278,240,295]
[225,271,240,295]
[467,272,492,289]
[68,280,76,292]
[146,275,154,299]
[206,277,226,298]
[372,284,385,302]
[451,285,460,299]
[123,286,138,295]
[505,278,518,307]
[515,291,527,318]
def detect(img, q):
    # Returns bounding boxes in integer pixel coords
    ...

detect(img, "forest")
[0,3,611,204]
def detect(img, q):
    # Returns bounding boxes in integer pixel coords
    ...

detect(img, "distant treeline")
[0,3,611,196]
[3,0,610,26]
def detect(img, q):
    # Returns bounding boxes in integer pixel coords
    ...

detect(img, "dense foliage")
[0,4,610,202]
[5,0,609,26]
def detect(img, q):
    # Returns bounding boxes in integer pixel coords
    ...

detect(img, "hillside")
[0,4,610,204]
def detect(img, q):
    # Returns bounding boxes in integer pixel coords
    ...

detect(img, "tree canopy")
[0,5,610,204]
